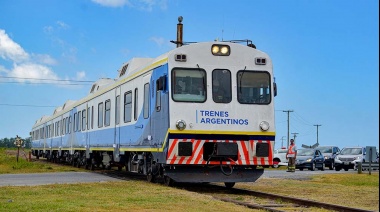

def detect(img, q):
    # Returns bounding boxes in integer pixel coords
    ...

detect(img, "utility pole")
[291,132,299,141]
[314,124,322,145]
[283,110,294,147]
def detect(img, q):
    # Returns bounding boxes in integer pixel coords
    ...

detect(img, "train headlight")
[212,45,220,54]
[176,119,187,131]
[211,44,230,56]
[259,121,270,131]
[221,46,229,54]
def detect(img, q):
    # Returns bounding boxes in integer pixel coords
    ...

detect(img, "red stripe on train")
[166,139,273,165]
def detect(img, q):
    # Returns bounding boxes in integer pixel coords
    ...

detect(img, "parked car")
[334,147,366,171]
[315,146,340,170]
[295,148,325,171]
[273,148,288,168]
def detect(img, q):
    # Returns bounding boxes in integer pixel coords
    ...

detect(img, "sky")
[0,0,378,150]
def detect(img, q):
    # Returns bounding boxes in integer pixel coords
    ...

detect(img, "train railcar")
[30,17,277,188]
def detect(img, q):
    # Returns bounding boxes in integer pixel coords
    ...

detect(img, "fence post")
[357,162,362,174]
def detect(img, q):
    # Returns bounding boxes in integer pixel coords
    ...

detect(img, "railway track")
[33,159,375,212]
[96,169,373,212]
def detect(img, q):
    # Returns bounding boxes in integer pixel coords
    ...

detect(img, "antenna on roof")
[176,16,183,48]
[170,16,184,47]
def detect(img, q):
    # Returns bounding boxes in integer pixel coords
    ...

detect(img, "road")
[0,169,377,187]
[0,172,122,186]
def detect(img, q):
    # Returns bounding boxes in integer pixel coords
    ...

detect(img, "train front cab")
[160,42,276,187]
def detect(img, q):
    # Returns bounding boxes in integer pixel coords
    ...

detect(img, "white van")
[273,148,288,168]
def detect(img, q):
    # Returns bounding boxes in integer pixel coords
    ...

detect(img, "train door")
[59,115,63,151]
[86,103,93,151]
[85,103,89,150]
[114,86,121,147]
[151,74,169,150]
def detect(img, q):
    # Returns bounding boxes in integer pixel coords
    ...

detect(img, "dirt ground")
[5,149,36,161]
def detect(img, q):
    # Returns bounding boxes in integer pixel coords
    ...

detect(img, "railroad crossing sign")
[14,135,23,147]
[14,135,24,162]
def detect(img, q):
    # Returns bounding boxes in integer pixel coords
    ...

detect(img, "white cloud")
[43,22,77,64]
[138,0,167,11]
[56,21,70,30]
[91,0,167,11]
[0,65,7,73]
[0,29,86,87]
[43,26,54,34]
[9,63,59,83]
[149,36,165,47]
[92,0,131,7]
[32,54,57,65]
[0,29,29,62]
[76,71,86,80]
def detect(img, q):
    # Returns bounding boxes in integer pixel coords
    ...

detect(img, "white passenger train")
[31,17,277,187]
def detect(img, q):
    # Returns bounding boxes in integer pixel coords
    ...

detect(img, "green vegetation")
[0,148,378,211]
[0,181,250,212]
[0,148,80,174]
[0,137,31,148]
[237,172,379,211]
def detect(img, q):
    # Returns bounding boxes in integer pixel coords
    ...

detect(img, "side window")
[68,116,72,134]
[134,88,138,121]
[143,83,150,119]
[237,71,271,104]
[115,95,120,125]
[98,102,103,128]
[65,117,68,134]
[82,109,86,131]
[105,99,111,127]
[87,107,90,130]
[91,106,94,129]
[55,122,59,136]
[62,119,65,135]
[124,91,132,123]
[212,69,232,103]
[156,79,162,112]
[74,112,78,132]
[78,111,82,131]
[51,123,54,137]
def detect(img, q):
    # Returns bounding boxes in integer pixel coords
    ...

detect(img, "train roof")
[117,58,154,80]
[33,115,50,127]
[89,78,116,94]
[32,40,266,129]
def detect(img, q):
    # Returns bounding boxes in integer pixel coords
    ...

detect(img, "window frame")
[124,91,132,123]
[171,68,207,103]
[98,102,104,128]
[236,70,272,105]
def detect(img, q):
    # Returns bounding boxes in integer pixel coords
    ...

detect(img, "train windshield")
[172,68,206,102]
[237,71,271,104]
[212,69,232,103]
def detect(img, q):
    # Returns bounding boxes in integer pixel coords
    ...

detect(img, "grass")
[0,148,378,211]
[0,181,251,212]
[236,172,379,211]
[0,148,79,174]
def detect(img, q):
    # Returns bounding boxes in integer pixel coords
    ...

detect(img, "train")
[30,17,277,188]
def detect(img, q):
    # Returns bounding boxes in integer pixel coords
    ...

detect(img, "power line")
[293,111,314,126]
[0,81,92,85]
[0,104,57,108]
[0,76,95,83]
